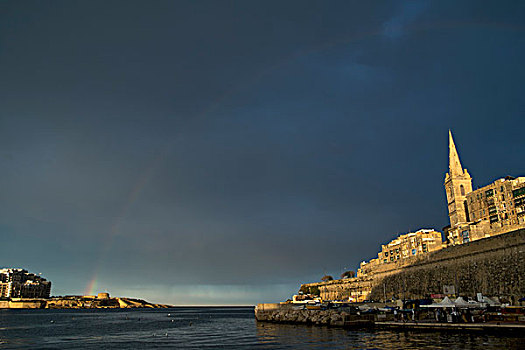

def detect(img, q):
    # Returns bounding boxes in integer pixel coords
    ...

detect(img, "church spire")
[444,130,473,232]
[449,130,464,177]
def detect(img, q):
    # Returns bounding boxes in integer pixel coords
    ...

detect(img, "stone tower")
[444,131,473,228]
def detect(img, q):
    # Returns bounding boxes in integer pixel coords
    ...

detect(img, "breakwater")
[255,305,377,327]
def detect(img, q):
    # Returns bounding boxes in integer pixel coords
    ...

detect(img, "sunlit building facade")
[445,131,525,245]
[0,268,51,299]
[357,229,443,277]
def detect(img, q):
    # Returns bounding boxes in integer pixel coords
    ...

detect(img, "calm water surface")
[0,307,522,349]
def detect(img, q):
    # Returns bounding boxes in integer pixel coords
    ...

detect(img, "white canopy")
[438,296,456,307]
[421,296,484,308]
[454,297,481,308]
[481,296,499,306]
[420,296,456,308]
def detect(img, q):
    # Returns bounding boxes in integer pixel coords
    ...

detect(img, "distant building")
[377,229,443,264]
[97,292,110,300]
[445,131,525,245]
[0,268,51,299]
[357,229,443,277]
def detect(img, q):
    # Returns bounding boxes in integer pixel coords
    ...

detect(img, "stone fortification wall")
[369,228,525,301]
[302,229,525,302]
[301,277,373,302]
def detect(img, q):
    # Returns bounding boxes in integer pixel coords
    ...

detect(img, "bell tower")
[444,130,473,228]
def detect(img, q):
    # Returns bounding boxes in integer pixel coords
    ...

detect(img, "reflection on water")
[256,321,524,349]
[0,307,522,349]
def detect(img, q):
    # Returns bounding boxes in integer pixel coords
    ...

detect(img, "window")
[512,187,525,198]
[461,230,470,243]
[486,189,494,197]
[460,185,465,196]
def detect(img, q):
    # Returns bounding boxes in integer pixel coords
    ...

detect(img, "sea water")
[0,307,522,349]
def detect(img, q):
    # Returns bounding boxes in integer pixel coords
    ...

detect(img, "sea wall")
[369,229,525,301]
[302,229,525,302]
[301,277,373,302]
[0,299,46,308]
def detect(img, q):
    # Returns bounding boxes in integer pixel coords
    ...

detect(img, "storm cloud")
[1,1,525,304]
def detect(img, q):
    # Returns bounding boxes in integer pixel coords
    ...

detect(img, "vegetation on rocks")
[340,271,355,279]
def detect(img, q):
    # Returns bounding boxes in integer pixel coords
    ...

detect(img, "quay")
[255,302,525,333]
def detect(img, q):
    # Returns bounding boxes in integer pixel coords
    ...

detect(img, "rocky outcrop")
[0,297,172,309]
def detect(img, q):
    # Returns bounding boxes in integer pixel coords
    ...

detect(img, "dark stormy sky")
[1,1,525,305]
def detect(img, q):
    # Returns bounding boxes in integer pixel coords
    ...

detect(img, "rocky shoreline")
[255,307,377,327]
[0,296,172,309]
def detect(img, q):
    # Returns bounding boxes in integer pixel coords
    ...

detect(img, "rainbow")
[85,20,525,296]
[84,151,168,295]
[85,276,98,296]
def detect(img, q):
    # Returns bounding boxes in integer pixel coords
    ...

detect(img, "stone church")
[444,131,525,245]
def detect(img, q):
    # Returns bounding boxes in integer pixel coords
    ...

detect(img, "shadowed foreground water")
[0,307,523,349]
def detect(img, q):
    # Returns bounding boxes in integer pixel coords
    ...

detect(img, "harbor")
[255,298,525,333]
[254,135,525,336]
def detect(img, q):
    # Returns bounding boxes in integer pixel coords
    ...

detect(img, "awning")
[454,297,481,308]
[420,296,456,308]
